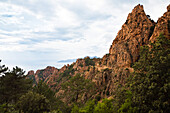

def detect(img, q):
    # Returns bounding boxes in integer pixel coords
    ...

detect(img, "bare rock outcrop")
[27,4,170,100]
[27,66,58,84]
[108,4,155,68]
[150,4,170,42]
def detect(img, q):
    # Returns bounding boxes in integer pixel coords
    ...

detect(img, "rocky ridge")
[150,5,170,42]
[27,4,170,99]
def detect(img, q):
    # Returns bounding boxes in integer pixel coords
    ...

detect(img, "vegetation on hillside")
[61,73,95,106]
[0,34,169,112]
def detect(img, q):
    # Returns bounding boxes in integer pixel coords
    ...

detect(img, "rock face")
[108,4,155,68]
[27,66,59,84]
[27,4,170,100]
[150,4,170,42]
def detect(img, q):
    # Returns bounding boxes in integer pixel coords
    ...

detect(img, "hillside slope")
[27,4,170,100]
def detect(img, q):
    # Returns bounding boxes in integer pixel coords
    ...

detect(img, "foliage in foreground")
[71,98,114,113]
[129,34,170,113]
[115,34,170,113]
[16,91,50,113]
[61,73,95,105]
[0,34,169,113]
[0,66,32,104]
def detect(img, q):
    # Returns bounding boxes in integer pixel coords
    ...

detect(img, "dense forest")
[0,34,169,113]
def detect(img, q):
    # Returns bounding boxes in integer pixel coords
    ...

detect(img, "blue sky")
[0,0,169,72]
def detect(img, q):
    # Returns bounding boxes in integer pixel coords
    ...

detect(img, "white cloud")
[0,0,169,71]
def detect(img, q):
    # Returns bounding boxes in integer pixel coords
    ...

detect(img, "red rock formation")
[150,4,170,42]
[27,4,170,100]
[108,4,155,68]
[27,70,34,75]
[27,66,58,84]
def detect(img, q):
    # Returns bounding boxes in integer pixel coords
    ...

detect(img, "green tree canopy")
[129,34,170,112]
[0,66,32,104]
[79,99,96,113]
[33,80,58,110]
[94,98,114,113]
[61,74,95,105]
[33,80,56,101]
[16,91,50,113]
[118,90,137,113]
[0,60,8,76]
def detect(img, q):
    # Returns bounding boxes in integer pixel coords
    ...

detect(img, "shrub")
[94,99,114,113]
[16,91,50,113]
[85,58,95,66]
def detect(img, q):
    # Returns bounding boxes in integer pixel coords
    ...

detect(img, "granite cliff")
[27,4,170,99]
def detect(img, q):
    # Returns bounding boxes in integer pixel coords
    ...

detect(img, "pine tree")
[33,80,56,110]
[0,60,8,76]
[0,60,8,104]
[16,91,50,113]
[0,66,32,104]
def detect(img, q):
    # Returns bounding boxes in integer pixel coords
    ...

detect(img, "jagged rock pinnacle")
[108,4,155,67]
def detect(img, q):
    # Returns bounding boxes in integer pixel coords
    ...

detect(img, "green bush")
[71,104,79,113]
[94,99,114,113]
[79,100,96,113]
[0,103,18,113]
[85,57,95,66]
[16,91,50,113]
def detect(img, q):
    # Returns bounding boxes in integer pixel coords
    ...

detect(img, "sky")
[0,0,169,72]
